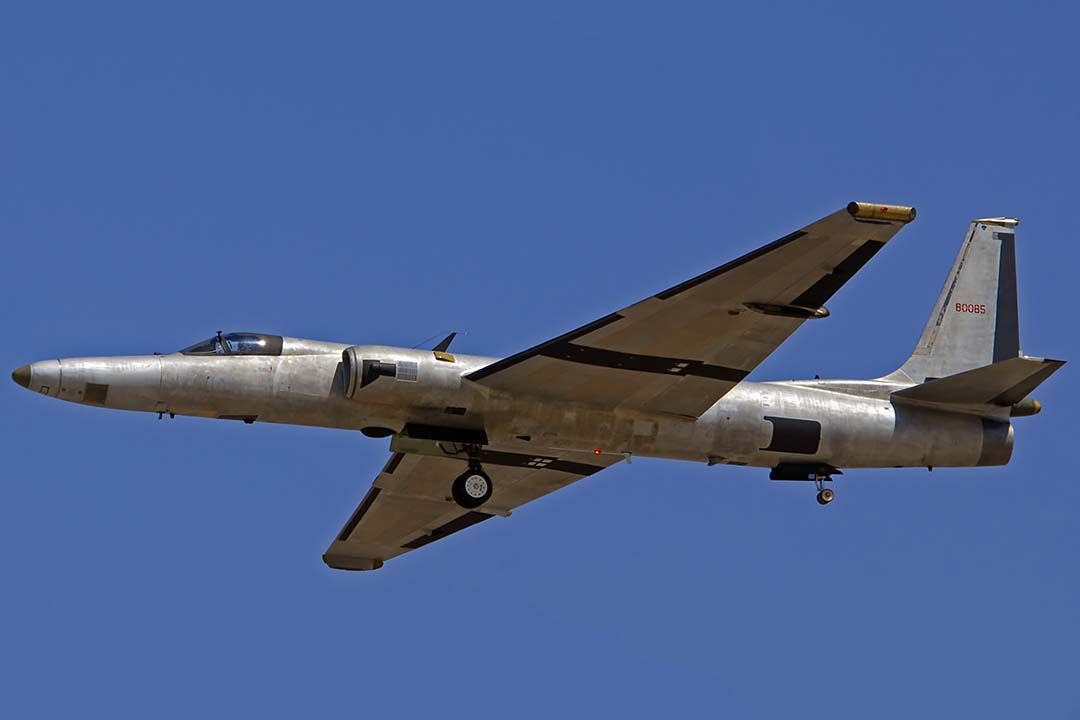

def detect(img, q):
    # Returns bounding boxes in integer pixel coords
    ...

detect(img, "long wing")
[323,442,622,571]
[466,202,916,417]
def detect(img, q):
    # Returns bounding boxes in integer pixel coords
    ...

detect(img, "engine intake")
[343,348,404,398]
[341,344,464,404]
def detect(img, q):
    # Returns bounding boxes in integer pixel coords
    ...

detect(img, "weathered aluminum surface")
[15,339,1012,470]
[11,206,1063,571]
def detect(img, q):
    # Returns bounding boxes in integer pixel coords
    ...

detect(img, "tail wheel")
[816,488,835,505]
[452,466,492,509]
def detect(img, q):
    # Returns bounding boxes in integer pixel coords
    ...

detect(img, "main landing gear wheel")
[452,465,492,509]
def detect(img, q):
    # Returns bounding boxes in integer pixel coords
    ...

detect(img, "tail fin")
[890,217,1020,383]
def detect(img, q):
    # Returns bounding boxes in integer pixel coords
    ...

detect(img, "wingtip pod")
[847,201,917,223]
[1010,397,1042,417]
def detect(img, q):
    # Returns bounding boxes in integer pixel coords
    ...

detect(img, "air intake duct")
[342,347,402,399]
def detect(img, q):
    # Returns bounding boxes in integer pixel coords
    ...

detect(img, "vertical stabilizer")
[891,218,1020,384]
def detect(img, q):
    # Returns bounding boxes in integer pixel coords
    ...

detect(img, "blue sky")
[2,2,1077,717]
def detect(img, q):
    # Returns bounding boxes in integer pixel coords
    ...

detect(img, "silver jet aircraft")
[12,202,1064,571]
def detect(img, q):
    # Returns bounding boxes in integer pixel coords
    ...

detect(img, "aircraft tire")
[816,488,834,505]
[452,467,492,509]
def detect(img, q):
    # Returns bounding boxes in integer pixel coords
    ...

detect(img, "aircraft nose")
[12,365,31,388]
[12,359,61,396]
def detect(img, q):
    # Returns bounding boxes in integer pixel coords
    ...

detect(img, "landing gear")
[813,472,834,506]
[770,464,841,506]
[452,464,492,509]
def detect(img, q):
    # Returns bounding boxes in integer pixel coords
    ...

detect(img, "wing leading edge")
[467,202,915,417]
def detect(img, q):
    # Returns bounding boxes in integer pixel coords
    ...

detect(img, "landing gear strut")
[770,464,841,506]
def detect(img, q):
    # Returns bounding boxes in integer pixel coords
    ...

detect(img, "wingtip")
[323,553,384,571]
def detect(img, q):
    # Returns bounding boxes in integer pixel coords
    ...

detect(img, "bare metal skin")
[11,343,999,469]
[11,204,1064,570]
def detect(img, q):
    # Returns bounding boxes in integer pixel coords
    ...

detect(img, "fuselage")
[14,335,1013,472]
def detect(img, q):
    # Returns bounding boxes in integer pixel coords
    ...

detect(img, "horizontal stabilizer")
[893,356,1065,407]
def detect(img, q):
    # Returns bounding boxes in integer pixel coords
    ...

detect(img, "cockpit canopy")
[180,332,284,356]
